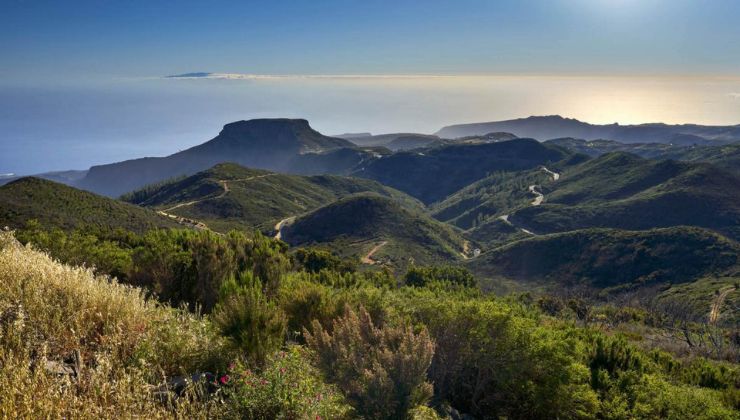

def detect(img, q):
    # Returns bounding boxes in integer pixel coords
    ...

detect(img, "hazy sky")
[3,0,740,80]
[1,0,740,174]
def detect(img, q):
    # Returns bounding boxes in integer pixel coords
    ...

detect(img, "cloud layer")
[164,72,454,80]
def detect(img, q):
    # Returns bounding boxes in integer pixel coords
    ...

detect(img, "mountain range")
[437,115,740,144]
[2,115,739,297]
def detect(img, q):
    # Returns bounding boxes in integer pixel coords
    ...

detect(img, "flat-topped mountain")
[123,162,419,232]
[437,115,740,144]
[76,119,355,197]
[0,177,179,233]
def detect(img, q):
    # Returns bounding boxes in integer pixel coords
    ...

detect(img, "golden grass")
[0,231,229,418]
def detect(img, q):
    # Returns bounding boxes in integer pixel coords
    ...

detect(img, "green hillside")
[124,163,420,233]
[281,193,469,268]
[657,142,740,175]
[546,138,740,176]
[508,153,740,240]
[469,227,740,293]
[0,177,179,233]
[354,138,571,204]
[430,168,557,230]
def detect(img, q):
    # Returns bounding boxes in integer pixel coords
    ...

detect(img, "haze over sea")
[2,74,740,175]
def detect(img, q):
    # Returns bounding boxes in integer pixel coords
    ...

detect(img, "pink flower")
[279,367,286,374]
[219,375,230,385]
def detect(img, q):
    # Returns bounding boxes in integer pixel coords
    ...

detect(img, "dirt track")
[273,216,295,240]
[361,241,388,264]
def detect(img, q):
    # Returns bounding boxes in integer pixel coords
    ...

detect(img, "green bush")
[305,305,435,419]
[403,265,477,289]
[213,273,287,366]
[223,346,353,419]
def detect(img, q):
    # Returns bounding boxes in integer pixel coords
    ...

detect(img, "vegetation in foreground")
[2,225,738,419]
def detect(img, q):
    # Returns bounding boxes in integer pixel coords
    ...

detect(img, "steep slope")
[0,177,178,233]
[76,119,355,197]
[353,138,571,204]
[280,194,469,267]
[469,227,740,292]
[437,115,740,144]
[124,163,420,233]
[507,153,740,240]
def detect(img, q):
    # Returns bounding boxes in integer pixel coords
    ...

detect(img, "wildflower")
[279,367,286,374]
[219,375,230,385]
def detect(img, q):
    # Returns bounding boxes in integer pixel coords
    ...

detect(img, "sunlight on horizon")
[2,74,740,174]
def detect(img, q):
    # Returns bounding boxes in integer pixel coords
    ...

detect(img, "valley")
[2,116,738,418]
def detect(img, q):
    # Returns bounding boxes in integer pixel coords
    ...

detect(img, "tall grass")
[0,231,229,418]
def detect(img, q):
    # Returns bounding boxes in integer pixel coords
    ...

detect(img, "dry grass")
[0,231,229,418]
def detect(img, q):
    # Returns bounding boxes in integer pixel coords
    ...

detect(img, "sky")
[1,0,740,174]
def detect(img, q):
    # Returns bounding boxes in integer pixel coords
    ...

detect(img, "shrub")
[305,305,435,419]
[397,291,599,418]
[223,346,353,419]
[403,265,477,289]
[213,273,287,366]
[293,248,356,273]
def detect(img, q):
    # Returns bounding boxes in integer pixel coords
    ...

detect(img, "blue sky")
[2,0,740,82]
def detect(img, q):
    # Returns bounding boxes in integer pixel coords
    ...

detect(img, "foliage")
[397,289,599,418]
[403,265,477,289]
[293,247,356,274]
[0,177,179,233]
[305,305,435,419]
[213,273,287,366]
[223,346,353,419]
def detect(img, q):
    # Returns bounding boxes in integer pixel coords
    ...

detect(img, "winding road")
[498,166,560,236]
[157,174,274,231]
